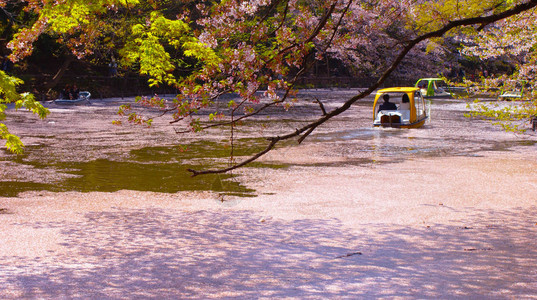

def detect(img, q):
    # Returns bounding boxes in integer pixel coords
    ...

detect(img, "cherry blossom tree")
[134,0,535,175]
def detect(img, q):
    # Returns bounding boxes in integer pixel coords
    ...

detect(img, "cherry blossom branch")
[324,0,354,52]
[176,2,336,134]
[263,1,338,68]
[264,1,289,38]
[173,61,310,134]
[168,89,231,125]
[188,0,537,177]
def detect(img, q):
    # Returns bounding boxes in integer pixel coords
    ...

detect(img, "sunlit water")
[1,89,535,197]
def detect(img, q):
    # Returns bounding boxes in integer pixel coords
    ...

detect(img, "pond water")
[0,157,252,198]
[1,90,535,197]
[0,139,282,197]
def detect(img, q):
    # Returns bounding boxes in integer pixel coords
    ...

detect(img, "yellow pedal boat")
[373,87,428,128]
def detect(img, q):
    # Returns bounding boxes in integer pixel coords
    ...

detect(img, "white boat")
[498,80,526,100]
[54,91,91,104]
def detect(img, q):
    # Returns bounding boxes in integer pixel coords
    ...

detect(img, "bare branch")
[298,126,315,144]
[174,89,291,134]
[168,89,232,125]
[313,98,327,116]
[188,138,279,176]
[178,51,315,134]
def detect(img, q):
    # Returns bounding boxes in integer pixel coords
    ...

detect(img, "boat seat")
[389,115,401,123]
[397,109,410,121]
[380,115,390,124]
[379,113,401,125]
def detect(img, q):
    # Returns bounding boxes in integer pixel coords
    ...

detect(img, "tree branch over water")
[187,0,537,176]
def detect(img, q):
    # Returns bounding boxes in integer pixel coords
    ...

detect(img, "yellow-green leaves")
[43,2,91,33]
[0,123,24,154]
[0,71,23,102]
[8,0,144,61]
[1,71,49,120]
[15,93,49,120]
[122,13,220,87]
[0,71,49,153]
[42,0,142,34]
[150,13,191,47]
[117,0,141,6]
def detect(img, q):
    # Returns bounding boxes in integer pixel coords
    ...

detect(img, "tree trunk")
[44,55,75,90]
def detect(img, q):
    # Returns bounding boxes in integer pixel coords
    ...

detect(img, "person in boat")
[379,94,397,111]
[60,84,71,99]
[399,94,410,110]
[70,84,80,99]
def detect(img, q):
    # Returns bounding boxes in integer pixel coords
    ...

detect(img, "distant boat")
[415,78,454,98]
[54,91,91,104]
[373,87,428,128]
[499,80,526,100]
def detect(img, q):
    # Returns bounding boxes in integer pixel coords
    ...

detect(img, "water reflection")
[0,140,281,197]
[0,158,255,198]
